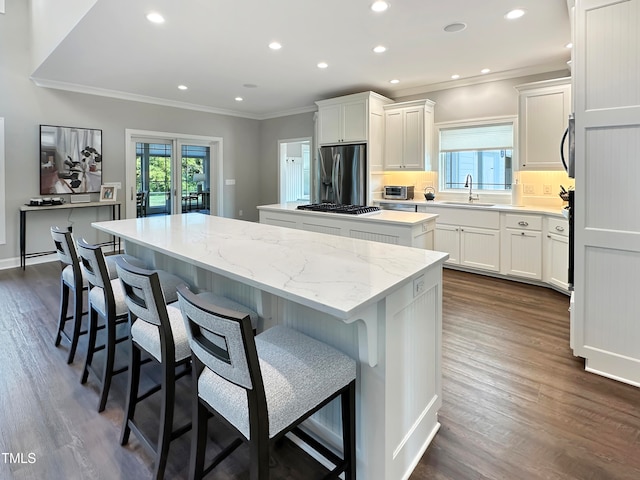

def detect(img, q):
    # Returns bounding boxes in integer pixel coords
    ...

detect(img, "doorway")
[278,137,311,203]
[125,130,223,219]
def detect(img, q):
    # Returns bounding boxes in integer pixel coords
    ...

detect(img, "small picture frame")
[99,184,116,202]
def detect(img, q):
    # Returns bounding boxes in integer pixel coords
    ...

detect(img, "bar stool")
[176,285,357,480]
[115,258,192,480]
[51,226,88,364]
[51,226,151,364]
[76,239,147,412]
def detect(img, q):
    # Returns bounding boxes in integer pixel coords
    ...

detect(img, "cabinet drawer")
[547,217,568,237]
[504,214,542,231]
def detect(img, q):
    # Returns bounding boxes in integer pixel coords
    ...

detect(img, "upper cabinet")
[316,92,392,146]
[383,99,435,171]
[516,78,572,171]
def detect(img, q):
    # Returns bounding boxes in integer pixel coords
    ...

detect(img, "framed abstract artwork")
[40,125,102,194]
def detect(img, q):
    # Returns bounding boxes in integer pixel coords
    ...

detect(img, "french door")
[125,130,223,219]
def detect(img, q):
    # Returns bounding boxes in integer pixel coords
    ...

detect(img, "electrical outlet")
[239,209,243,217]
[524,184,535,194]
[543,184,552,195]
[413,274,425,297]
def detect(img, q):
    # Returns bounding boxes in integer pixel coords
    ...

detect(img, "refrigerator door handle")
[333,153,341,201]
[560,127,569,172]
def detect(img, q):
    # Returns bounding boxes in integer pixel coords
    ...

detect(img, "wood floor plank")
[1,263,640,479]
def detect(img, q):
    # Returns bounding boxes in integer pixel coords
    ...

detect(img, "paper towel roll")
[512,183,524,206]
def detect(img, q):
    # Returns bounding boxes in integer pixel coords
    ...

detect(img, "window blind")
[440,123,513,152]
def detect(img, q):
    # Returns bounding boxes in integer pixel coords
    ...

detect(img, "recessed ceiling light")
[146,12,165,24]
[317,62,328,69]
[177,85,188,90]
[566,42,573,49]
[481,68,491,74]
[451,74,460,80]
[235,97,243,102]
[443,22,467,33]
[505,9,526,20]
[371,1,389,13]
[373,45,387,53]
[390,79,400,84]
[269,42,282,50]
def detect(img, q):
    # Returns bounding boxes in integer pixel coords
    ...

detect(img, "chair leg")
[249,434,270,480]
[67,286,84,364]
[54,281,70,347]
[341,381,356,480]
[98,312,117,412]
[154,362,176,480]
[81,308,98,384]
[189,399,208,480]
[121,344,141,446]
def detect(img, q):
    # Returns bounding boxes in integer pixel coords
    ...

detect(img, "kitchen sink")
[439,201,495,207]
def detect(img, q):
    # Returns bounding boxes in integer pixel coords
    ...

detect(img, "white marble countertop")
[373,198,568,218]
[258,202,438,225]
[93,214,448,319]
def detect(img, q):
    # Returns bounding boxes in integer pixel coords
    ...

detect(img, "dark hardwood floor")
[1,263,639,479]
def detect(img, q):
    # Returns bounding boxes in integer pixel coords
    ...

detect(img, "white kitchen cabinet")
[383,99,435,170]
[426,206,500,272]
[501,213,543,280]
[435,224,460,265]
[516,77,571,171]
[544,217,569,291]
[316,92,392,146]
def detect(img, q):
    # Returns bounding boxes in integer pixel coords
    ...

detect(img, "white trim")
[0,117,5,244]
[125,129,224,218]
[0,0,5,14]
[277,136,312,203]
[30,77,317,121]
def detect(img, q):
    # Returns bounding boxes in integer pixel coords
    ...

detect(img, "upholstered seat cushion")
[62,264,87,288]
[197,326,356,440]
[105,254,147,280]
[130,304,190,362]
[195,292,259,329]
[88,279,128,318]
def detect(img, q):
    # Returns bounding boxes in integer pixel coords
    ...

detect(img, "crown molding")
[31,76,318,120]
[392,62,571,99]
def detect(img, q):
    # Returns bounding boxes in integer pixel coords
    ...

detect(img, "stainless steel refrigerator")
[314,144,366,205]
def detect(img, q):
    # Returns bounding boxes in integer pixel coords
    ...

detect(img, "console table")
[20,201,121,270]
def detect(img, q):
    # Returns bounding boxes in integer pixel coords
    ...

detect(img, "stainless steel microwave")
[383,185,414,200]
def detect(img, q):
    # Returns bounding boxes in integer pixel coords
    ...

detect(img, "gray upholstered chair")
[176,284,357,480]
[115,257,191,480]
[76,239,147,412]
[51,226,87,364]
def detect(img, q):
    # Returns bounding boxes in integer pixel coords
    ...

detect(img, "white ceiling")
[31,0,571,120]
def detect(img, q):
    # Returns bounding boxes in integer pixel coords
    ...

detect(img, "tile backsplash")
[374,170,574,206]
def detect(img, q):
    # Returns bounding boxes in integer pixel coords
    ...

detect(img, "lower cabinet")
[544,217,569,290]
[435,224,500,272]
[501,213,543,280]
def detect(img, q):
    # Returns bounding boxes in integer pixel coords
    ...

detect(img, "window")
[438,118,515,192]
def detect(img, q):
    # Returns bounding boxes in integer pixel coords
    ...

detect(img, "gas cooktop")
[296,203,381,215]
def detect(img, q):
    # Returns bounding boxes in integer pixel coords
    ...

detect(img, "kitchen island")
[258,202,438,249]
[93,213,448,480]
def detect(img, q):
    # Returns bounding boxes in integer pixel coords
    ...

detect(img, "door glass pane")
[181,144,210,213]
[136,142,172,216]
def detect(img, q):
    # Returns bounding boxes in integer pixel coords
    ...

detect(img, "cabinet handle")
[547,235,551,238]
[518,221,529,226]
[555,226,565,232]
[521,232,525,236]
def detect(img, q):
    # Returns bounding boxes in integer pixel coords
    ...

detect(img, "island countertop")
[93,213,448,320]
[257,202,439,225]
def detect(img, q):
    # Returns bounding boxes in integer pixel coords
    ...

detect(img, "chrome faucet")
[464,174,479,203]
